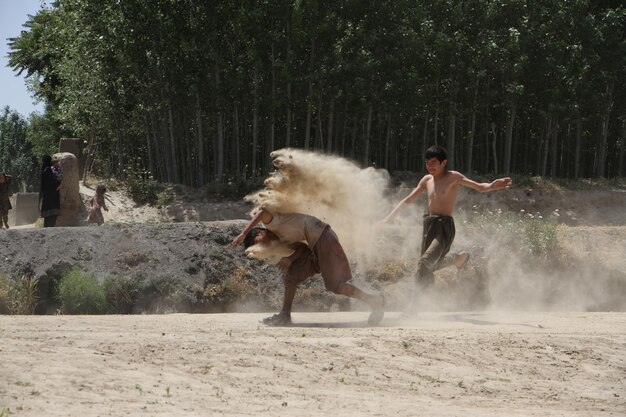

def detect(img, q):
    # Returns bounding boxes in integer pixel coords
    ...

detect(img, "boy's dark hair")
[243,227,264,248]
[425,145,448,162]
[96,184,107,195]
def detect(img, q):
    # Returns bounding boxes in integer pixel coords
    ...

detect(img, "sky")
[0,0,48,117]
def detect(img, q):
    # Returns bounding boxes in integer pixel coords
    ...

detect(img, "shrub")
[522,217,557,257]
[0,275,40,315]
[10,275,40,314]
[0,274,11,314]
[127,176,162,206]
[466,208,558,259]
[57,268,106,314]
[104,275,141,313]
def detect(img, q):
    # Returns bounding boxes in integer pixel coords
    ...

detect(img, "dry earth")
[1,182,625,416]
[1,312,624,417]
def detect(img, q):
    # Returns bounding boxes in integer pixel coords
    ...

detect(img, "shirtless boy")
[382,145,512,290]
[233,208,385,326]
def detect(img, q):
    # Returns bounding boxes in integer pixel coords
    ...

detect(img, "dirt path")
[1,312,624,416]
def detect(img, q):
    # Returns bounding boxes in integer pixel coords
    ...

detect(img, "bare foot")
[368,294,385,326]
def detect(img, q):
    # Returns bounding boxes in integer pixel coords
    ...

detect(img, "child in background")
[0,172,13,229]
[87,184,108,225]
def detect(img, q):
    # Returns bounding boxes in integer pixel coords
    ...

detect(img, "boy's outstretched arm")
[232,208,273,246]
[458,173,512,193]
[381,177,428,223]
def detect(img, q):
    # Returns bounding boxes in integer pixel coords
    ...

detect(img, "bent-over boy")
[233,208,385,326]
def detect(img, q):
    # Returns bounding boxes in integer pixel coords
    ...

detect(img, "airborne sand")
[1,312,624,417]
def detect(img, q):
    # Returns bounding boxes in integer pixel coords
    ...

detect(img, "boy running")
[382,145,512,290]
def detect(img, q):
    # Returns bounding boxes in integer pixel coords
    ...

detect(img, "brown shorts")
[284,227,352,292]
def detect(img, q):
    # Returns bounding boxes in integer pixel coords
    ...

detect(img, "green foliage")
[124,161,163,206]
[27,110,65,158]
[203,177,265,200]
[0,107,39,192]
[5,0,625,185]
[57,268,106,314]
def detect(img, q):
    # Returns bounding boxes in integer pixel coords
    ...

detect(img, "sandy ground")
[1,312,624,417]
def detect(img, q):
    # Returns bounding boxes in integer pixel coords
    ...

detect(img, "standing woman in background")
[0,172,13,229]
[39,155,61,227]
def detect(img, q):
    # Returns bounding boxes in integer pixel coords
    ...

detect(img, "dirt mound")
[2,179,624,314]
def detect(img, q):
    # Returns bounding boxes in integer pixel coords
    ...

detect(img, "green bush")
[57,268,106,314]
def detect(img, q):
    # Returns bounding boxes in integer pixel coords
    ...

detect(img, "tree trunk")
[327,99,334,152]
[447,100,456,169]
[350,118,357,159]
[574,118,581,178]
[285,1,292,148]
[305,81,313,151]
[467,110,476,174]
[384,114,391,169]
[597,81,614,178]
[420,112,429,173]
[167,105,178,183]
[304,38,315,151]
[503,103,516,174]
[195,91,204,186]
[286,83,292,147]
[340,117,347,156]
[363,105,373,166]
[550,118,558,177]
[315,90,323,150]
[491,122,498,174]
[619,115,625,177]
[233,104,240,178]
[215,63,224,182]
[268,43,276,171]
[540,116,551,177]
[252,67,259,176]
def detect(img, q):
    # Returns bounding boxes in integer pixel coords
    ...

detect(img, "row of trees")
[8,0,626,187]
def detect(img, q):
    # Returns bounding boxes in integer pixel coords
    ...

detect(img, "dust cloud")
[243,148,626,312]
[244,148,424,270]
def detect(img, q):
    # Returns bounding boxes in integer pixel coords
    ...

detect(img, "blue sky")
[0,0,48,117]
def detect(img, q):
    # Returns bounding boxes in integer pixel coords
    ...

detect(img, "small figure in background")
[40,155,61,227]
[87,184,108,225]
[0,172,13,229]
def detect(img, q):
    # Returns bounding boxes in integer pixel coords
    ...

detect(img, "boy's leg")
[334,283,385,325]
[278,281,297,319]
[262,245,315,326]
[315,227,385,325]
[416,236,447,289]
